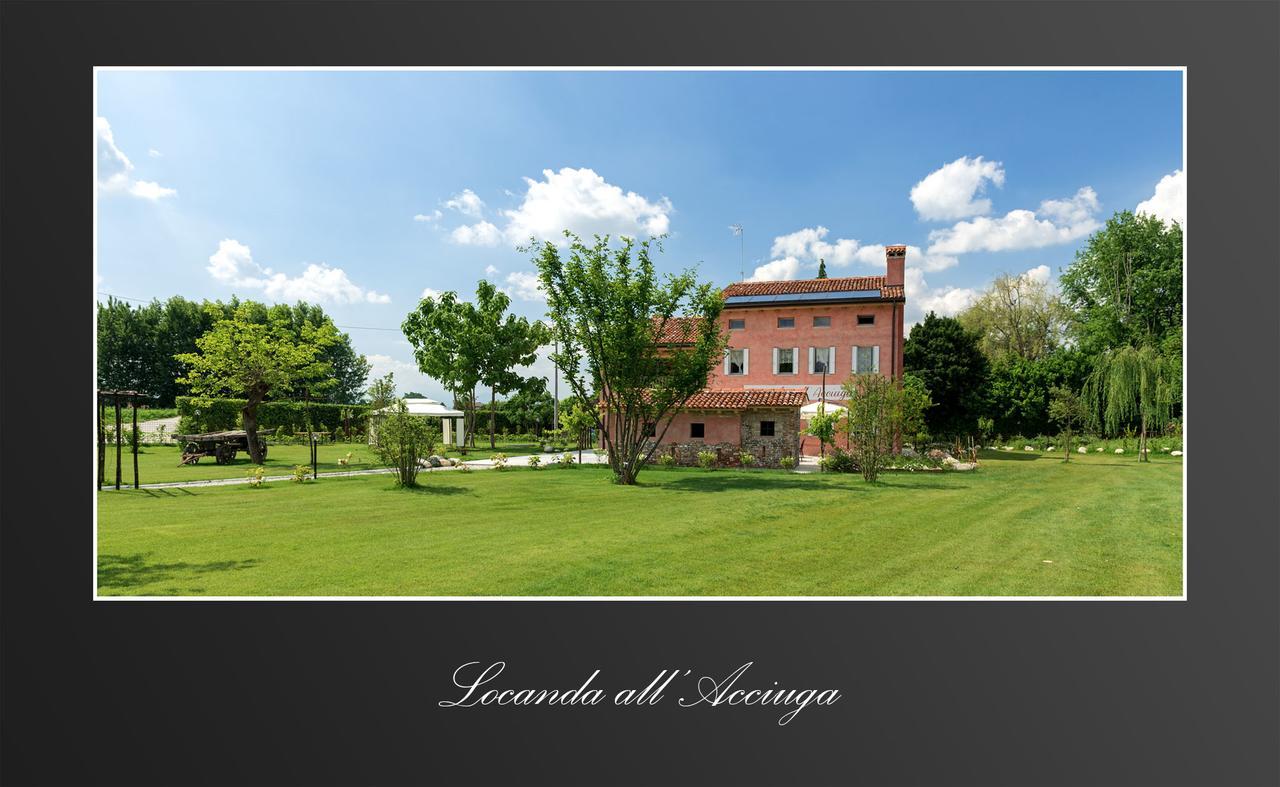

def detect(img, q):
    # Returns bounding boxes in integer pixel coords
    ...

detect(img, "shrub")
[738,451,756,467]
[176,395,371,435]
[247,466,267,488]
[819,449,858,474]
[290,464,312,483]
[559,452,576,468]
[778,455,796,470]
[657,454,676,469]
[372,401,439,487]
[697,450,717,469]
[527,454,541,470]
[491,453,508,471]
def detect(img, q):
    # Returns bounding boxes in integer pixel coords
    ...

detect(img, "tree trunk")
[1064,426,1071,463]
[1140,414,1148,463]
[489,387,497,449]
[243,387,267,464]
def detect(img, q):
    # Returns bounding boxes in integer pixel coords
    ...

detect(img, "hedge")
[176,396,371,436]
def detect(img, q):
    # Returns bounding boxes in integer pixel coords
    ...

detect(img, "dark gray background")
[2,2,1277,785]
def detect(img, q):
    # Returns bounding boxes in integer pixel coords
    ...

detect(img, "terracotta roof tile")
[722,275,902,300]
[652,316,703,344]
[683,389,808,409]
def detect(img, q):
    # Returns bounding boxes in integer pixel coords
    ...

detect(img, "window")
[725,348,747,375]
[852,345,880,374]
[857,314,875,326]
[728,318,745,330]
[813,316,831,327]
[774,347,796,374]
[811,346,834,374]
[690,422,705,439]
[759,421,775,437]
[777,317,795,328]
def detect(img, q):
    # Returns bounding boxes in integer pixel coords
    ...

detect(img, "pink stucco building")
[644,246,908,466]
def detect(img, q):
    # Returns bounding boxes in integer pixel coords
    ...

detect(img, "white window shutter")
[852,345,860,373]
[772,347,779,375]
[742,348,749,376]
[793,348,799,375]
[828,346,836,374]
[808,347,815,374]
[724,350,731,376]
[872,345,880,374]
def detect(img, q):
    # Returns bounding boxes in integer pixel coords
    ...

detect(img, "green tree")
[804,406,840,458]
[1082,344,1177,462]
[366,372,398,411]
[957,270,1068,362]
[1060,211,1183,354]
[556,397,597,464]
[176,305,337,463]
[503,379,555,436]
[817,258,828,279]
[986,349,1089,438]
[402,290,485,448]
[372,401,439,487]
[900,373,934,447]
[1048,385,1087,462]
[840,373,913,482]
[471,281,552,449]
[534,233,726,485]
[903,313,989,438]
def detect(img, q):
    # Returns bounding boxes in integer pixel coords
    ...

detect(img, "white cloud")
[748,257,804,281]
[206,239,390,305]
[450,221,503,247]
[760,227,958,279]
[926,187,1101,256]
[484,264,499,278]
[421,287,442,300]
[445,188,486,218]
[1135,169,1185,227]
[1021,264,1052,285]
[96,117,176,200]
[903,267,978,329]
[500,167,672,245]
[367,353,421,379]
[148,148,163,158]
[414,210,443,223]
[910,156,1005,221]
[504,271,545,302]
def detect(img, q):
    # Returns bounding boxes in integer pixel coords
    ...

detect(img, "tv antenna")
[729,223,744,281]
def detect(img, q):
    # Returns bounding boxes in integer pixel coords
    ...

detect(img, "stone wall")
[647,408,800,468]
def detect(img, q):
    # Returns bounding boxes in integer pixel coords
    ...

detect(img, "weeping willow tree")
[1083,344,1176,462]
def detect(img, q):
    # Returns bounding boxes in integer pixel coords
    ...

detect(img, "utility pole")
[552,338,559,432]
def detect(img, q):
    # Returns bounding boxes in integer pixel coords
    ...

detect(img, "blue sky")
[96,69,1184,400]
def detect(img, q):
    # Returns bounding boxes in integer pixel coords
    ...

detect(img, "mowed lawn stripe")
[97,451,1182,596]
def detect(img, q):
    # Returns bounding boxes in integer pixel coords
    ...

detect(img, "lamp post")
[818,359,828,459]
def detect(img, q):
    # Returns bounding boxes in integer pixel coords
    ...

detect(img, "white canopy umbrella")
[800,400,847,418]
[371,398,466,446]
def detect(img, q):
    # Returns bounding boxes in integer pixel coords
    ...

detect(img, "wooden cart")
[174,430,268,465]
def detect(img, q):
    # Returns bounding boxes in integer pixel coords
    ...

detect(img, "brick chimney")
[885,245,906,286]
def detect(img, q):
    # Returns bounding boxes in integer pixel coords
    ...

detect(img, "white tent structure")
[800,400,847,418]
[370,398,466,447]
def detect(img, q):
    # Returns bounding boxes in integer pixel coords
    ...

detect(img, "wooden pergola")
[97,389,148,490]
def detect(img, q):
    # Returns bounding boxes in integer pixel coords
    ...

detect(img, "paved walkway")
[99,450,610,491]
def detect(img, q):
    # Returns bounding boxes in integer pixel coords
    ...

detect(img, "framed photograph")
[2,2,1277,785]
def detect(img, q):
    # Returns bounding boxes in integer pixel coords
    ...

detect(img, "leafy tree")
[1048,385,1087,461]
[958,270,1069,362]
[373,400,439,487]
[402,291,485,448]
[472,281,551,448]
[1082,344,1177,462]
[903,313,989,438]
[557,397,597,463]
[817,258,828,279]
[367,372,398,411]
[804,406,840,458]
[900,373,934,447]
[1060,211,1183,354]
[840,373,919,482]
[176,304,337,463]
[503,378,556,435]
[534,233,726,485]
[986,349,1089,438]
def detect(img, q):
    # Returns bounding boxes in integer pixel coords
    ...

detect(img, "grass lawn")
[99,440,542,485]
[96,449,1183,597]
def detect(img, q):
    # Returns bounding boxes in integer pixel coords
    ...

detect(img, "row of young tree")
[97,296,371,406]
[903,211,1183,460]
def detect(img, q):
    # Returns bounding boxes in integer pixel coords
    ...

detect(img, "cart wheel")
[184,441,201,454]
[215,443,236,465]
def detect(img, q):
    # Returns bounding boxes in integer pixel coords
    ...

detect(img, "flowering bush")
[778,456,796,470]
[697,450,717,469]
[490,453,508,471]
[247,466,267,487]
[559,452,576,468]
[657,454,676,468]
[527,454,541,470]
[738,452,756,467]
[291,464,312,483]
